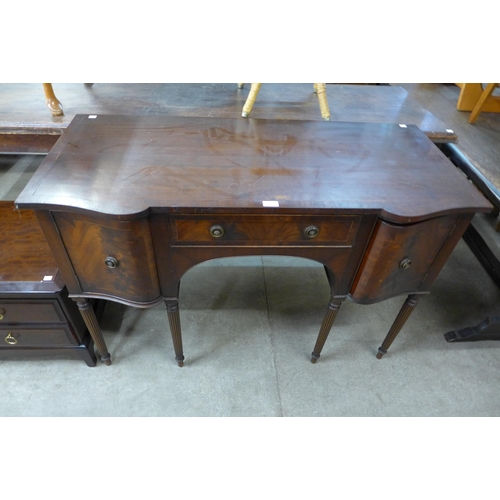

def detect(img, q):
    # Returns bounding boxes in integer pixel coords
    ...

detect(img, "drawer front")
[172,215,361,246]
[1,326,78,347]
[0,299,64,324]
[349,215,460,303]
[53,212,161,303]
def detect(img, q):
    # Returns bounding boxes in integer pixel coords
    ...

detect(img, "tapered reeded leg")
[165,298,184,367]
[376,294,420,359]
[76,298,111,365]
[42,83,64,116]
[242,83,262,117]
[311,298,343,363]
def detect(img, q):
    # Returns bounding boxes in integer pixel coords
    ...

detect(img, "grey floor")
[2,85,500,416]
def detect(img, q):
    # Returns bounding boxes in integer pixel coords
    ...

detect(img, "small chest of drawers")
[0,201,97,366]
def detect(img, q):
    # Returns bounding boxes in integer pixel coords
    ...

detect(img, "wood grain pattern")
[53,211,161,305]
[0,201,58,283]
[350,215,461,303]
[16,115,490,223]
[172,215,360,246]
[14,115,493,365]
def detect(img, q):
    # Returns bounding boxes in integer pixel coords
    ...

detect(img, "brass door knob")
[210,225,225,238]
[104,257,119,269]
[5,332,17,345]
[304,225,319,238]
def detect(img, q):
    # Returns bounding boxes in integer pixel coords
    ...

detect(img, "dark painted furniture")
[0,201,96,365]
[15,115,492,366]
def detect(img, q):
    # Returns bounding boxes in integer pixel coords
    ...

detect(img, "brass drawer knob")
[304,225,319,238]
[104,256,119,269]
[210,225,225,238]
[0,308,5,321]
[400,258,412,269]
[5,332,17,345]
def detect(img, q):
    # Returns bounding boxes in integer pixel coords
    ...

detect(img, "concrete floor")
[1,152,500,416]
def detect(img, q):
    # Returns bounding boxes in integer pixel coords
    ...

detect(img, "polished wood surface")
[0,201,59,286]
[0,84,456,154]
[16,115,486,222]
[15,116,492,365]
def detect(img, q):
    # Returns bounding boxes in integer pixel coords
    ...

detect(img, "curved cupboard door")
[53,212,161,305]
[349,215,461,304]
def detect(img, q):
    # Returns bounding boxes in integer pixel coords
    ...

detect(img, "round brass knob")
[5,332,17,345]
[400,258,412,269]
[304,225,319,239]
[210,225,225,238]
[104,257,119,269]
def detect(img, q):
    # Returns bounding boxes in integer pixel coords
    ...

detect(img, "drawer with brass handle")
[172,215,362,247]
[1,326,79,347]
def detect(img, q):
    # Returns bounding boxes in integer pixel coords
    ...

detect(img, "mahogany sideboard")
[15,115,493,366]
[0,201,96,365]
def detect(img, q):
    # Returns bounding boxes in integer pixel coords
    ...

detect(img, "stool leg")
[315,83,330,121]
[242,83,262,117]
[311,298,343,363]
[376,294,420,359]
[42,83,64,116]
[469,83,497,124]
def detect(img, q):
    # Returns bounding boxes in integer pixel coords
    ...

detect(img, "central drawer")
[171,215,361,247]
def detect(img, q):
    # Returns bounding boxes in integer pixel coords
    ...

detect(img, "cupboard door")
[349,215,460,303]
[53,212,161,304]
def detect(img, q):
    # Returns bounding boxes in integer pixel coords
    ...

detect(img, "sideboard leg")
[376,294,420,359]
[165,299,185,367]
[311,298,343,363]
[76,298,111,365]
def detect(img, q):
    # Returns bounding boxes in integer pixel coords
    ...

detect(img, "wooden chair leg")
[314,83,330,121]
[42,83,64,116]
[469,83,498,124]
[242,83,262,117]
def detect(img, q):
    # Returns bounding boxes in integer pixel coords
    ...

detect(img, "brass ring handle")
[304,225,320,239]
[5,332,17,345]
[0,308,5,321]
[400,258,412,269]
[210,225,225,238]
[104,257,119,269]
